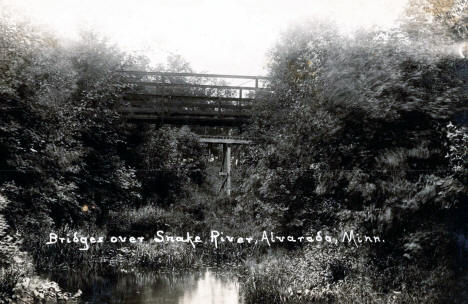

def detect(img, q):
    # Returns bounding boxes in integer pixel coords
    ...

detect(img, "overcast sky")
[4,0,408,75]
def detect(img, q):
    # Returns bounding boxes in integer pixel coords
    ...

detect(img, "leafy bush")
[0,194,35,300]
[107,205,168,237]
[134,125,207,205]
[242,19,468,300]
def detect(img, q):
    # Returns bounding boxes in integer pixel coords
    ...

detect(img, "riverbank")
[8,170,464,304]
[4,157,468,304]
[241,245,468,304]
[29,174,270,273]
[29,239,468,304]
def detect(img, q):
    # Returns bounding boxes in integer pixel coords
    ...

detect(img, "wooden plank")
[121,100,252,110]
[121,70,271,80]
[132,81,269,91]
[123,93,255,102]
[123,115,248,126]
[122,97,254,107]
[124,103,253,111]
[199,137,252,144]
[121,109,251,118]
[120,104,252,112]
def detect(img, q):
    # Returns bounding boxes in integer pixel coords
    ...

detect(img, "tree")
[244,19,468,300]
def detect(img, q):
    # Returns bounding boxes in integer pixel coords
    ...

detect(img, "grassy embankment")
[29,163,270,273]
[25,156,468,304]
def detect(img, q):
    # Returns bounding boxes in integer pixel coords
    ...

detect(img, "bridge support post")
[222,143,232,196]
[201,136,252,197]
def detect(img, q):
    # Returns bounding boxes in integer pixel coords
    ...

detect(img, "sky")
[3,0,409,76]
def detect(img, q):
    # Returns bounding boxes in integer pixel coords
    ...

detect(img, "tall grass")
[240,247,462,304]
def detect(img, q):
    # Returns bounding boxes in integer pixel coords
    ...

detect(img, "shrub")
[243,19,468,300]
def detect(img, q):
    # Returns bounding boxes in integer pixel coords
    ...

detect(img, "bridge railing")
[118,71,272,126]
[120,71,271,99]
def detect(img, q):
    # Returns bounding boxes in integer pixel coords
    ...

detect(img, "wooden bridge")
[119,71,271,127]
[119,71,271,195]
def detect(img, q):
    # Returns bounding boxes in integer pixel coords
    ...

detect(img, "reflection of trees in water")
[48,268,242,304]
[180,270,242,304]
[116,271,199,304]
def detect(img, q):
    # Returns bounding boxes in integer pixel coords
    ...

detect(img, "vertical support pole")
[255,78,258,88]
[222,143,227,169]
[226,144,231,196]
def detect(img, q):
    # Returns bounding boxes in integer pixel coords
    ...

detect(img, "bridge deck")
[119,71,271,126]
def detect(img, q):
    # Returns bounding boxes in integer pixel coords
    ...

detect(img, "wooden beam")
[199,137,253,145]
[120,106,251,113]
[132,82,269,91]
[121,105,252,112]
[120,109,250,118]
[121,99,253,110]
[123,93,255,103]
[121,70,271,80]
[123,115,248,126]
[226,144,231,196]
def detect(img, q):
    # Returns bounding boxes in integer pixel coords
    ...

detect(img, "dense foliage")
[242,18,468,302]
[0,10,207,300]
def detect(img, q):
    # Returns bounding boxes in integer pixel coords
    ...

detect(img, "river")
[49,268,244,304]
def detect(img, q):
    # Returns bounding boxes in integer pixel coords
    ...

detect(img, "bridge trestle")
[120,71,266,195]
[200,136,253,196]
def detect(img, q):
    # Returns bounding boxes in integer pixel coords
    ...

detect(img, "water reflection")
[49,268,243,304]
[179,271,241,304]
